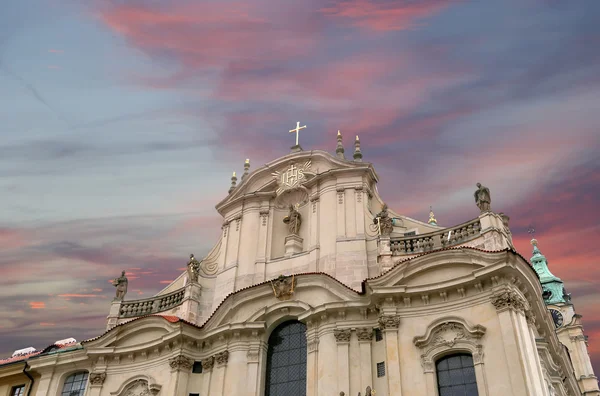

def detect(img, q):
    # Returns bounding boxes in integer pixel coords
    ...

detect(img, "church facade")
[1,132,598,396]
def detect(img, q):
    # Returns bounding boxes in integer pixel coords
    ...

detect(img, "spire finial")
[336,130,345,159]
[353,135,363,162]
[428,206,437,225]
[242,159,250,179]
[228,171,237,194]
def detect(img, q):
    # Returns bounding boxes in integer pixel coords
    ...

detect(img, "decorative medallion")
[270,274,296,300]
[272,160,313,195]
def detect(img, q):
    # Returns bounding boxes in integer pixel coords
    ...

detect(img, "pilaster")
[354,186,366,237]
[334,329,351,395]
[166,355,194,396]
[106,300,121,331]
[336,187,346,238]
[306,320,319,396]
[356,327,374,392]
[200,357,214,396]
[181,281,202,323]
[87,372,106,396]
[308,196,320,272]
[246,333,266,396]
[317,317,337,396]
[378,314,402,396]
[254,207,270,283]
[210,351,229,396]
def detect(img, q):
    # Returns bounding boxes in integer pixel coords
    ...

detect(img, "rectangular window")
[189,394,200,396]
[404,231,416,236]
[374,328,383,342]
[377,362,386,377]
[11,386,25,396]
[192,361,203,373]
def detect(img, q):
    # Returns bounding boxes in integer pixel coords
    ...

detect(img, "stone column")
[569,334,600,394]
[356,327,374,392]
[210,351,229,396]
[491,290,538,396]
[200,356,214,396]
[334,329,351,395]
[166,355,194,396]
[245,335,265,396]
[306,321,319,396]
[106,300,121,331]
[379,314,402,396]
[224,341,247,396]
[87,372,106,396]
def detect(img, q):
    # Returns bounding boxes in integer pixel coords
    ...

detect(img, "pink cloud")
[0,228,28,250]
[39,322,55,326]
[159,280,174,284]
[320,0,458,31]
[29,302,45,309]
[48,49,64,53]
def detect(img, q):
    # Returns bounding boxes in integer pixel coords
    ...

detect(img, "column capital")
[356,327,373,342]
[215,350,229,366]
[378,314,400,330]
[334,329,351,344]
[201,356,215,371]
[491,290,527,313]
[89,372,106,387]
[169,355,193,372]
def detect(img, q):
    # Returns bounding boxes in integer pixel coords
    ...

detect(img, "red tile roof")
[0,341,78,367]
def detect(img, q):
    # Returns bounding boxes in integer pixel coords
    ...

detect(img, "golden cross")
[289,121,306,146]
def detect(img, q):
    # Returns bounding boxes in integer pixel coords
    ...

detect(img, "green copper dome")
[530,239,569,305]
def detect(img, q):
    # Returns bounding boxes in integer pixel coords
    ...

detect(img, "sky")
[0,0,599,372]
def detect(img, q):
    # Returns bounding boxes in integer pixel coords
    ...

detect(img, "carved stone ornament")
[334,329,352,343]
[491,290,527,313]
[169,355,193,371]
[414,318,486,374]
[356,327,373,342]
[186,254,201,284]
[378,314,401,330]
[89,372,106,386]
[215,350,229,366]
[119,379,161,396]
[201,356,215,371]
[270,274,296,300]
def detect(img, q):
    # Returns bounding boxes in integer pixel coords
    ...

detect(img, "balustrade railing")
[390,218,481,255]
[119,287,186,318]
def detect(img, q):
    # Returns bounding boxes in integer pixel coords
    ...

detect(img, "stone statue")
[112,270,128,301]
[474,182,491,213]
[283,204,302,235]
[365,386,372,396]
[187,254,200,283]
[373,204,393,236]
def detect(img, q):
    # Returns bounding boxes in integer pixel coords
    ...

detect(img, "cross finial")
[289,121,307,147]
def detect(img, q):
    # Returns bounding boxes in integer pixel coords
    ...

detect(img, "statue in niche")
[283,204,302,235]
[374,204,394,236]
[474,182,491,213]
[112,270,128,301]
[186,254,201,283]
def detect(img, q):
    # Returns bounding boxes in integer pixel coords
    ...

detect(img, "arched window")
[60,371,88,396]
[265,321,307,396]
[436,354,478,396]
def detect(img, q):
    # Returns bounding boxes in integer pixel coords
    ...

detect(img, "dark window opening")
[60,372,88,396]
[436,354,479,396]
[265,321,307,396]
[192,361,203,373]
[189,393,200,396]
[374,328,383,342]
[11,385,25,396]
[404,231,416,236]
[376,362,386,377]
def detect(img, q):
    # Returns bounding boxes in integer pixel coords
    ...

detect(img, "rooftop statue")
[474,182,491,213]
[112,270,128,301]
[283,204,302,235]
[187,254,201,284]
[374,204,394,236]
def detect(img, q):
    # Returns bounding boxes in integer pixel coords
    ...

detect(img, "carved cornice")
[491,290,527,313]
[89,372,106,386]
[334,329,351,343]
[215,350,229,366]
[169,355,193,371]
[378,315,401,330]
[356,327,373,342]
[201,356,215,371]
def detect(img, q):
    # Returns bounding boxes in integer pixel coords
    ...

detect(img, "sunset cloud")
[29,302,45,309]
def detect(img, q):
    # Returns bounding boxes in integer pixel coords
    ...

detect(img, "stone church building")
[1,131,598,396]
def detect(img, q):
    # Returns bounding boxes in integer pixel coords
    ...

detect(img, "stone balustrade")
[390,217,481,255]
[119,287,186,318]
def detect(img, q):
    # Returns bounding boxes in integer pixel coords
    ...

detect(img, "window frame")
[435,353,479,395]
[10,385,26,396]
[59,371,89,396]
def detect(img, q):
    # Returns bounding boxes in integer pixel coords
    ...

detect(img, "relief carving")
[378,314,401,329]
[215,350,229,366]
[334,329,351,343]
[169,355,193,371]
[356,327,373,342]
[119,379,161,396]
[89,372,106,385]
[201,356,215,371]
[491,290,527,313]
[270,274,296,300]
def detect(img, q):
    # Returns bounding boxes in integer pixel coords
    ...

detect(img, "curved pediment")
[84,316,176,349]
[368,248,509,289]
[216,150,377,214]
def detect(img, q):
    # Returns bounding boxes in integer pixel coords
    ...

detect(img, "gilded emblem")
[270,274,296,300]
[272,161,313,196]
